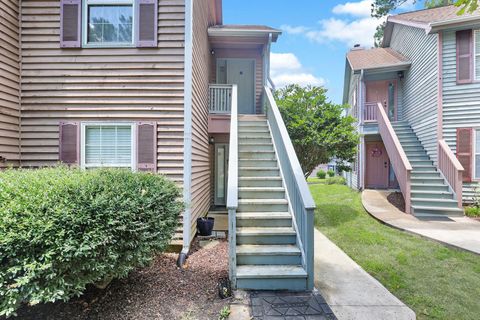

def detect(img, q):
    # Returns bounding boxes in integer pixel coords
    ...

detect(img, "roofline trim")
[387,16,431,32]
[429,15,480,32]
[350,61,412,72]
[208,28,282,37]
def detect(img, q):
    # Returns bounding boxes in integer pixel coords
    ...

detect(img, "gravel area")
[387,191,406,213]
[12,239,229,320]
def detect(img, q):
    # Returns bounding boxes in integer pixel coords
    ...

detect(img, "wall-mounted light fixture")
[210,50,215,55]
[397,71,404,79]
[209,136,215,144]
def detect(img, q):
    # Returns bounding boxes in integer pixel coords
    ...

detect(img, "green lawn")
[310,184,480,320]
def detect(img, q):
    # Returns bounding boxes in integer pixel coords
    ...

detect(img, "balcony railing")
[209,84,232,114]
[438,139,464,208]
[363,102,379,123]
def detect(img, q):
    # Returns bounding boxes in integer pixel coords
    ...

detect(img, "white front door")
[225,59,255,114]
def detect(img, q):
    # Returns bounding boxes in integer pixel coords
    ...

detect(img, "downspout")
[266,34,275,91]
[262,33,273,112]
[359,69,365,190]
[177,0,193,267]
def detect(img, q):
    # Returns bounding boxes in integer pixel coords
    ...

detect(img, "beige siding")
[0,0,20,167]
[211,48,264,113]
[189,0,216,240]
[19,0,185,183]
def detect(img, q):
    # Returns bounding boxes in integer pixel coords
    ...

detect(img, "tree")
[372,0,474,45]
[274,85,359,178]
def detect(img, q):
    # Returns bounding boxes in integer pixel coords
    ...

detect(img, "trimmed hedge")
[325,176,346,185]
[327,169,335,177]
[0,167,183,316]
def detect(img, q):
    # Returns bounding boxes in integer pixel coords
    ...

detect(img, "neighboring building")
[343,5,480,216]
[0,0,315,291]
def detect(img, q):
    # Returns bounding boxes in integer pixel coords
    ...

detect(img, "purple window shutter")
[456,29,473,84]
[136,0,158,47]
[60,0,82,48]
[59,121,80,165]
[137,122,157,172]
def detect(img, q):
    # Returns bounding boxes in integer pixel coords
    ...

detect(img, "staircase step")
[406,155,431,161]
[237,245,301,265]
[411,171,441,179]
[411,165,437,172]
[236,227,296,245]
[411,190,454,199]
[239,176,283,187]
[239,121,268,127]
[409,159,434,166]
[239,187,285,199]
[236,265,307,290]
[238,137,272,144]
[237,212,292,227]
[411,177,445,184]
[238,199,288,212]
[239,159,277,167]
[239,143,274,152]
[411,197,459,208]
[236,265,306,279]
[411,183,450,192]
[239,150,276,160]
[404,151,428,157]
[412,206,464,217]
[239,167,280,177]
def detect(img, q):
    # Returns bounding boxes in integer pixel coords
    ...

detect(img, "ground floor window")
[475,130,480,179]
[81,123,135,169]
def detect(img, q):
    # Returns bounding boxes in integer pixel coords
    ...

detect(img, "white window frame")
[475,29,480,80]
[80,122,136,170]
[82,0,136,48]
[474,129,480,179]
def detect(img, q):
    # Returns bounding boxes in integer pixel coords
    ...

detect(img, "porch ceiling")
[208,24,281,48]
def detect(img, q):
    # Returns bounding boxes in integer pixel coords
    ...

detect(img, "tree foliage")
[274,85,359,178]
[372,0,473,45]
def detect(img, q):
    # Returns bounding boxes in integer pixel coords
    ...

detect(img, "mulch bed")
[13,239,229,320]
[387,191,406,213]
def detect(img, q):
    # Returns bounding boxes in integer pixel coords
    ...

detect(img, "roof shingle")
[347,48,410,71]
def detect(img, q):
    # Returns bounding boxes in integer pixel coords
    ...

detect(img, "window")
[83,0,134,46]
[475,30,480,80]
[81,123,135,168]
[475,130,480,179]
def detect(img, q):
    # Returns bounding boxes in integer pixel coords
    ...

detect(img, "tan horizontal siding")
[19,0,185,183]
[0,0,20,167]
[188,0,215,243]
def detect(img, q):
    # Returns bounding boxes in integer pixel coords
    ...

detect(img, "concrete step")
[236,265,307,290]
[411,190,455,200]
[412,205,464,217]
[236,227,296,245]
[238,199,288,212]
[238,187,285,199]
[239,176,283,187]
[236,245,301,265]
[411,183,450,192]
[239,167,280,177]
[237,211,291,227]
[239,150,276,160]
[239,159,278,167]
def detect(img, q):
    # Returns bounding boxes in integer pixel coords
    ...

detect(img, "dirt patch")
[387,192,406,213]
[13,239,229,320]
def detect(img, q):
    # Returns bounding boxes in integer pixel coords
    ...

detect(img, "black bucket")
[197,217,215,236]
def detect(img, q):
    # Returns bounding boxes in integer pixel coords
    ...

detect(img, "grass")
[307,177,325,184]
[464,206,480,218]
[310,184,480,320]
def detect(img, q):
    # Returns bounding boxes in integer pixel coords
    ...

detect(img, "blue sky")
[223,0,420,104]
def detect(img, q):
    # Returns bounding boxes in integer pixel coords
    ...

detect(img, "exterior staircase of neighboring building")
[391,121,464,217]
[235,115,308,290]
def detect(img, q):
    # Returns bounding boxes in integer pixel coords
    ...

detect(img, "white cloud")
[270,53,325,88]
[332,0,372,17]
[282,0,388,48]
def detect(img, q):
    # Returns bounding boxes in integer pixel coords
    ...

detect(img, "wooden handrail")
[376,102,413,213]
[438,139,464,208]
[209,84,232,114]
[363,102,378,123]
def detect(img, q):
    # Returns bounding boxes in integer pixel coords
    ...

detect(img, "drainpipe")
[359,69,365,190]
[177,0,193,268]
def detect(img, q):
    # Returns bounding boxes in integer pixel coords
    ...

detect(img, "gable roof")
[346,48,411,72]
[387,5,480,34]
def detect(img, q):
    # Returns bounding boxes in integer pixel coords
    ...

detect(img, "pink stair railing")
[438,139,464,208]
[376,102,413,214]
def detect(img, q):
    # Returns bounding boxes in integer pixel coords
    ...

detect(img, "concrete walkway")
[314,229,416,320]
[362,190,480,255]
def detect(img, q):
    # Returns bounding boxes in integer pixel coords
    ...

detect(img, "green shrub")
[325,176,346,185]
[465,206,480,217]
[327,169,335,177]
[0,167,183,316]
[316,170,326,179]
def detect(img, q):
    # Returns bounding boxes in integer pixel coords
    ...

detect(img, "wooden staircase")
[234,115,308,290]
[391,121,464,217]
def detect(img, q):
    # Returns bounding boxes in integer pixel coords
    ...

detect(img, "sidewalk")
[362,190,480,255]
[314,229,416,320]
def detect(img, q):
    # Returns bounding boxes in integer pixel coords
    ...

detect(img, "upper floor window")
[83,0,134,47]
[474,30,480,81]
